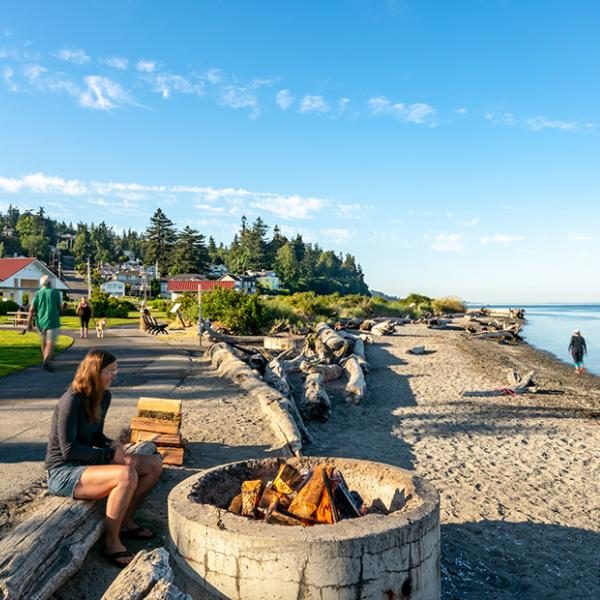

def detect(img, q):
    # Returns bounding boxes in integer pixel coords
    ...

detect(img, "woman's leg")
[74,464,138,564]
[122,454,163,531]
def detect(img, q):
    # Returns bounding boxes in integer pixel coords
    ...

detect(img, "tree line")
[0,206,369,295]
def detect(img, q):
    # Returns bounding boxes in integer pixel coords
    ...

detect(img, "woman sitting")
[44,349,163,567]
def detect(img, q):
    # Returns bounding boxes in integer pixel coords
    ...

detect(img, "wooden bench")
[6,312,28,327]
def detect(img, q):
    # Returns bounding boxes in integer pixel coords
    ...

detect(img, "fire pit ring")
[169,457,440,599]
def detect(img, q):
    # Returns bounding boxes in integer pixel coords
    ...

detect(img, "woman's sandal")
[102,548,135,568]
[120,526,156,540]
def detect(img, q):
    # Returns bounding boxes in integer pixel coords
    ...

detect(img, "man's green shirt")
[33,287,61,330]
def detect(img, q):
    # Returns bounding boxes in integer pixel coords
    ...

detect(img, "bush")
[0,299,19,315]
[90,291,136,318]
[149,298,169,312]
[431,296,466,315]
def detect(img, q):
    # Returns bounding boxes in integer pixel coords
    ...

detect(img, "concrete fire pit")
[169,457,440,599]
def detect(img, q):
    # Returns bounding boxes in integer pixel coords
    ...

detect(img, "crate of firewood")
[129,397,185,465]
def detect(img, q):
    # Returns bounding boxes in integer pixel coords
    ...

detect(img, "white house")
[0,257,69,305]
[248,270,280,291]
[218,273,257,294]
[100,280,126,297]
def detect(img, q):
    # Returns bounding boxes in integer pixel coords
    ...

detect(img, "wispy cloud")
[251,194,326,219]
[54,48,90,65]
[320,228,352,243]
[150,72,204,99]
[337,203,366,219]
[479,234,525,245]
[432,233,463,252]
[525,116,578,131]
[218,85,260,117]
[456,107,468,115]
[136,59,156,73]
[102,56,128,70]
[456,217,479,227]
[79,76,132,110]
[368,96,436,125]
[568,233,592,241]
[299,95,329,113]
[2,66,17,91]
[485,111,591,132]
[276,89,294,110]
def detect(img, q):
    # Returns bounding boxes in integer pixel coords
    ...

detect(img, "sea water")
[490,305,600,376]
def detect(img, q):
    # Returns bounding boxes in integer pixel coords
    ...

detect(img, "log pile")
[129,397,185,466]
[227,461,368,526]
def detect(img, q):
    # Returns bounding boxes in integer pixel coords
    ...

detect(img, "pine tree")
[171,226,209,275]
[144,209,176,276]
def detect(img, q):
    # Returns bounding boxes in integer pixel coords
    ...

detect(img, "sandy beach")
[5,324,600,599]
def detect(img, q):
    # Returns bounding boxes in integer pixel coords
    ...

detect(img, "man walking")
[28,275,62,371]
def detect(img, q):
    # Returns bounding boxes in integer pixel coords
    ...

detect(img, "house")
[207,263,228,278]
[167,274,235,301]
[218,274,257,294]
[0,257,70,305]
[100,280,126,297]
[248,270,280,291]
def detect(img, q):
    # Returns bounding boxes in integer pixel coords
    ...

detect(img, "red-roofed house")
[0,257,69,305]
[167,276,235,300]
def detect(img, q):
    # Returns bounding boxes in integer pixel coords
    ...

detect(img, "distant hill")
[370,289,400,301]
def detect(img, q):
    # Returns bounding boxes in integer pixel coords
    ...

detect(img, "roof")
[168,279,235,292]
[0,257,35,282]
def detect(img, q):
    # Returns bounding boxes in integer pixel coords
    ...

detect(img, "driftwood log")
[315,322,350,359]
[300,371,331,421]
[0,497,103,600]
[340,355,367,405]
[101,547,191,600]
[371,320,396,336]
[208,343,304,455]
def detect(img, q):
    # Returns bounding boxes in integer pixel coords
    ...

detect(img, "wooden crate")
[129,397,185,466]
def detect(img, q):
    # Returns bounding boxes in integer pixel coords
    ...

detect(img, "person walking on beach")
[44,349,162,568]
[569,329,587,374]
[76,296,93,339]
[27,274,62,372]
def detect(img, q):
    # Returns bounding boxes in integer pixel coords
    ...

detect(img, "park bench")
[6,311,28,327]
[142,313,169,335]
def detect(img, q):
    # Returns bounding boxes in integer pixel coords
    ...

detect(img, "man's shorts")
[39,327,59,344]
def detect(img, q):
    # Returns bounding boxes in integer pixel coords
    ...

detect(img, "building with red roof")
[0,257,69,305]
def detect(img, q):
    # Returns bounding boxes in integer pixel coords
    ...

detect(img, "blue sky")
[1,0,600,303]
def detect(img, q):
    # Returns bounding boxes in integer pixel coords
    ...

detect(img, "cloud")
[432,233,463,252]
[2,66,17,91]
[568,233,592,241]
[456,217,479,227]
[320,228,352,243]
[525,116,578,131]
[205,68,223,84]
[218,86,259,117]
[368,96,436,125]
[0,172,86,195]
[276,89,293,110]
[251,194,326,219]
[299,95,329,113]
[456,107,468,114]
[479,234,525,245]
[151,73,204,98]
[54,48,90,65]
[103,56,128,70]
[486,111,589,131]
[79,76,132,110]
[136,59,156,73]
[336,203,365,219]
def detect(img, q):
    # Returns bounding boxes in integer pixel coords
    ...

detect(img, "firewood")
[228,493,243,514]
[272,462,303,493]
[315,467,339,524]
[156,446,185,465]
[130,417,180,435]
[288,465,327,520]
[241,480,263,516]
[130,430,183,447]
[266,510,305,526]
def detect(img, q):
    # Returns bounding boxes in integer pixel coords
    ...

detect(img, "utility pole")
[87,256,92,298]
[197,284,203,347]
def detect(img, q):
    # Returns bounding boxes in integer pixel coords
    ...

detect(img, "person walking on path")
[28,274,62,372]
[569,329,587,374]
[76,296,93,339]
[44,349,163,568]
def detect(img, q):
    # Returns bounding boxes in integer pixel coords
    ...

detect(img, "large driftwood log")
[208,343,304,455]
[371,320,396,336]
[144,580,192,600]
[341,355,367,405]
[300,371,331,422]
[101,547,191,600]
[301,363,344,382]
[0,497,103,600]
[315,322,350,359]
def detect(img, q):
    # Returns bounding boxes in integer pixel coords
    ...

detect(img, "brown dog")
[95,318,107,338]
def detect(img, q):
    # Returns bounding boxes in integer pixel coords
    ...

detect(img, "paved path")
[0,327,200,501]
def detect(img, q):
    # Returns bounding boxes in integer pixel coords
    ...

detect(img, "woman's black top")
[44,388,114,471]
[77,304,92,319]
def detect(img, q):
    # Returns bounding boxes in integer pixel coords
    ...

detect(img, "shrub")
[431,296,466,315]
[90,291,135,318]
[0,299,19,315]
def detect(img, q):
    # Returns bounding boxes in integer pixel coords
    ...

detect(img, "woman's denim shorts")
[47,463,87,497]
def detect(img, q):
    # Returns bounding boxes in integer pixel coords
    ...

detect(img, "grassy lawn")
[0,310,168,329]
[0,330,74,377]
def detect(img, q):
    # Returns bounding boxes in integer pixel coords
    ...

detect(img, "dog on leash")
[95,318,107,338]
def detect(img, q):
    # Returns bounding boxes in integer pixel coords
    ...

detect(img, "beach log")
[371,320,396,336]
[341,355,367,405]
[208,343,304,455]
[301,363,344,382]
[0,497,104,600]
[316,322,351,358]
[300,371,332,422]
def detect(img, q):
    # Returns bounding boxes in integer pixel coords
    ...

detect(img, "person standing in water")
[568,329,587,374]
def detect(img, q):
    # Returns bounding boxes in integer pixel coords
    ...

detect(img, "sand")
[7,324,600,599]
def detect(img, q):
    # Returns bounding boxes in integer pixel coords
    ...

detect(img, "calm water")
[489,304,600,376]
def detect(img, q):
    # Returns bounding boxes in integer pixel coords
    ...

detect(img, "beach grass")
[0,331,74,377]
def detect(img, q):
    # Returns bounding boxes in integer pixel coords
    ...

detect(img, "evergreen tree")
[274,242,299,289]
[144,208,176,276]
[171,226,209,274]
[266,224,287,265]
[73,223,94,265]
[90,221,116,264]
[15,212,49,259]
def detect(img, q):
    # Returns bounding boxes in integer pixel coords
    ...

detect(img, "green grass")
[0,331,74,377]
[0,311,168,329]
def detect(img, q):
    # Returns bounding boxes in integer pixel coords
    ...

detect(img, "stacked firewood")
[227,462,365,526]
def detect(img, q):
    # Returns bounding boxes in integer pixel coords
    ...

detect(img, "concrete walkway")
[0,327,200,501]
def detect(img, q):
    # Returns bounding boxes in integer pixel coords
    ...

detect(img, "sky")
[1,0,600,303]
